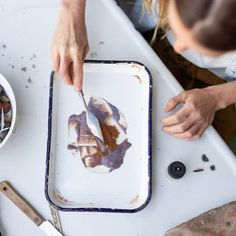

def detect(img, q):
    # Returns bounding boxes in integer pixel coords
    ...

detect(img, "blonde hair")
[144,0,153,12]
[143,0,169,44]
[144,0,169,30]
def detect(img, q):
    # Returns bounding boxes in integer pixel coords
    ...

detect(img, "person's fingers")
[162,106,190,127]
[73,60,83,91]
[186,125,207,141]
[164,92,187,112]
[171,123,200,139]
[162,115,194,134]
[71,56,83,91]
[59,55,73,85]
[52,51,60,73]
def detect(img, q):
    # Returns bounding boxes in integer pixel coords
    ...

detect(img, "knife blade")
[0,181,63,236]
[49,204,62,233]
[39,221,63,236]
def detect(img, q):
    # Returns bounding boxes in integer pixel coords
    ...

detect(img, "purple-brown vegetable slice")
[68,97,131,173]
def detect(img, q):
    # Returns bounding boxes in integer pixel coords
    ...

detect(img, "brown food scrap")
[90,52,97,58]
[210,165,216,171]
[9,64,15,69]
[193,168,204,173]
[201,154,209,162]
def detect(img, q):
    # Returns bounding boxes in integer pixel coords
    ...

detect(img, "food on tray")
[165,201,236,236]
[0,84,12,143]
[68,96,131,173]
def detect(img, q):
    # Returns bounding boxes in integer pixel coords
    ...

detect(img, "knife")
[49,204,63,233]
[78,90,104,142]
[0,181,63,236]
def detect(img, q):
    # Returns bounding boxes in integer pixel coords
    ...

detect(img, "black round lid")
[168,161,186,179]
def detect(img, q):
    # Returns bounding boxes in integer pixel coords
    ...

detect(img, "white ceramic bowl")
[0,73,16,149]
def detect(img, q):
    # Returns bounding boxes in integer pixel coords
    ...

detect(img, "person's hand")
[51,0,88,91]
[161,88,221,140]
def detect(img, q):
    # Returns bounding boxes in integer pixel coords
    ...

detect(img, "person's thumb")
[164,92,186,112]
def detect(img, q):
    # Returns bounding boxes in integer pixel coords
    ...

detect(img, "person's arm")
[161,81,236,140]
[51,0,88,91]
[214,81,236,109]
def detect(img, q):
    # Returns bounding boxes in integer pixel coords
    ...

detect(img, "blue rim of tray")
[45,60,153,213]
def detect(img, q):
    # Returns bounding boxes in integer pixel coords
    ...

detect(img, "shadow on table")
[0,218,6,236]
[0,198,7,236]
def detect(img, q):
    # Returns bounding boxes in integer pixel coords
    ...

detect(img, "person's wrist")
[204,85,226,111]
[61,0,85,8]
[60,0,85,19]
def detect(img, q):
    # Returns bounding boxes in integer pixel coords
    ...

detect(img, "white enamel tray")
[45,61,152,212]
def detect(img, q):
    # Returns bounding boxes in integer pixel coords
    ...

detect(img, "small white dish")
[0,73,17,149]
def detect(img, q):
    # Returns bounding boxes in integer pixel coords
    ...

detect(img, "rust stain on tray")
[133,75,142,84]
[130,194,139,205]
[131,63,142,70]
[55,189,74,204]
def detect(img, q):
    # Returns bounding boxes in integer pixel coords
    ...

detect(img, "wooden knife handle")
[0,181,44,226]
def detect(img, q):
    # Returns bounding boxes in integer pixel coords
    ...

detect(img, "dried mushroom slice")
[0,84,12,144]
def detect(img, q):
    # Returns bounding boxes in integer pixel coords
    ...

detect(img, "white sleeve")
[167,31,236,70]
[225,57,236,81]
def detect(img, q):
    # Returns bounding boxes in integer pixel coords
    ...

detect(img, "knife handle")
[0,181,44,226]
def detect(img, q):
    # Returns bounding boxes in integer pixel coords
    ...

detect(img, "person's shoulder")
[201,51,236,69]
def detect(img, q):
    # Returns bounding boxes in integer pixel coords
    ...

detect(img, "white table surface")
[0,0,236,235]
